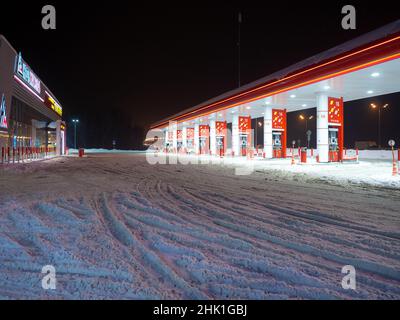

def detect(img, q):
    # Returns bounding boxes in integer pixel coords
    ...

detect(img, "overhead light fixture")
[218,114,223,117]
[367,90,374,94]
[290,94,296,98]
[231,110,235,114]
[246,106,251,110]
[371,72,380,77]
[265,100,271,105]
[323,85,330,90]
[261,112,265,115]
[302,104,307,107]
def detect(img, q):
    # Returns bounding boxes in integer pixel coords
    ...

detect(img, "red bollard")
[398,149,400,175]
[301,148,307,163]
[391,147,397,176]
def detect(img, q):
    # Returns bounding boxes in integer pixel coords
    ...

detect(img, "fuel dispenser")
[177,130,183,153]
[272,132,283,158]
[215,121,227,157]
[272,109,287,158]
[186,128,195,154]
[328,97,344,162]
[239,116,251,157]
[199,125,210,155]
[328,128,339,162]
[167,131,173,153]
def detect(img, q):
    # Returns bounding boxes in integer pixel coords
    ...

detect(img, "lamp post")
[72,119,79,149]
[299,114,314,147]
[370,103,388,149]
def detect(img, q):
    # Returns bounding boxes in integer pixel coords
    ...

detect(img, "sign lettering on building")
[16,53,41,94]
[0,94,8,130]
[44,91,63,116]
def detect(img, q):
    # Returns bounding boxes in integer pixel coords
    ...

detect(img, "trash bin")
[78,148,85,157]
[301,148,307,163]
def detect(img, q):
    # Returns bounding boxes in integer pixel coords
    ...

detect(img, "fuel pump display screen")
[273,132,282,149]
[329,129,339,151]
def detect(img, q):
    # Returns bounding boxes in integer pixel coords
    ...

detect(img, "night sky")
[1,2,399,149]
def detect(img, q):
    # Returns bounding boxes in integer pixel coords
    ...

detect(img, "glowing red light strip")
[14,75,44,102]
[153,51,400,128]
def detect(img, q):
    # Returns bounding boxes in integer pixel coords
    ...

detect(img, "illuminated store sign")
[44,91,62,116]
[16,52,41,94]
[0,94,8,130]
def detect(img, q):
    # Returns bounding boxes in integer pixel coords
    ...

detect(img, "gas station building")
[150,21,400,163]
[0,35,66,161]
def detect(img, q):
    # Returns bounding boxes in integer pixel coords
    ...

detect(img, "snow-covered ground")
[0,152,399,299]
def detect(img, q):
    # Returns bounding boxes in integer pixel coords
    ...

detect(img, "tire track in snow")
[97,193,209,299]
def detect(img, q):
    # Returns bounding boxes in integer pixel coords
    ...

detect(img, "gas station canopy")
[151,20,400,129]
